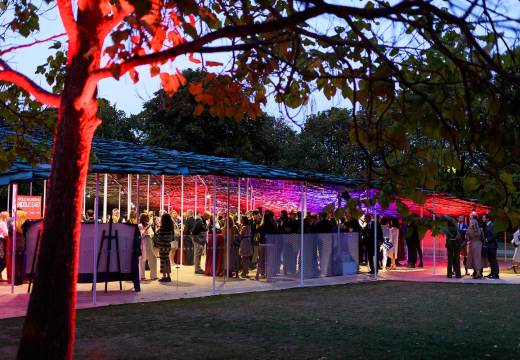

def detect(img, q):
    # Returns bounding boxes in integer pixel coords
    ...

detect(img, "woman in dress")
[255,210,278,280]
[155,213,174,282]
[388,217,400,270]
[239,216,252,278]
[0,211,9,281]
[380,217,390,270]
[138,212,157,280]
[466,218,484,279]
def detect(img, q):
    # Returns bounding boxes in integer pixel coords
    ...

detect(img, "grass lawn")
[0,281,519,359]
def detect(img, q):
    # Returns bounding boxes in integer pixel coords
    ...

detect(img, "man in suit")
[182,210,195,265]
[365,214,383,274]
[482,214,499,279]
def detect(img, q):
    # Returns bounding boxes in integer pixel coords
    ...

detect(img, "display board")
[24,221,141,287]
[17,195,42,220]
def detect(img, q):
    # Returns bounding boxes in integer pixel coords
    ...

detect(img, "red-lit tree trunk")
[17,13,101,359]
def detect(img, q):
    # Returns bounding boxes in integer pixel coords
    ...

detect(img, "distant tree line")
[96,70,367,179]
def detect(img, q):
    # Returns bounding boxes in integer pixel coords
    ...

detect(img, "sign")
[17,195,42,220]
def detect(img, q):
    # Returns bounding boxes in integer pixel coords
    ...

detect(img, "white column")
[43,180,47,218]
[180,175,184,265]
[127,174,132,220]
[146,175,150,212]
[373,204,378,280]
[160,175,165,213]
[212,176,217,294]
[11,183,18,294]
[226,178,230,281]
[6,184,10,213]
[432,196,436,275]
[93,174,100,304]
[103,174,108,223]
[136,174,140,216]
[82,181,86,218]
[237,179,241,218]
[300,182,306,287]
[194,177,198,217]
[246,178,249,211]
[118,185,121,214]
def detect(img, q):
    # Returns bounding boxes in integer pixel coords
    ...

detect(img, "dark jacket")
[483,220,498,249]
[444,222,459,249]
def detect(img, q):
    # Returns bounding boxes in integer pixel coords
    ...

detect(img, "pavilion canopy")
[0,128,488,217]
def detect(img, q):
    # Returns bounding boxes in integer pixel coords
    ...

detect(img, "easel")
[27,229,41,293]
[96,220,123,292]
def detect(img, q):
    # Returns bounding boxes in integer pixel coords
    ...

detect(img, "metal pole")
[180,175,184,265]
[127,174,132,220]
[432,197,436,275]
[373,197,378,280]
[43,180,47,218]
[7,184,10,213]
[11,183,18,294]
[118,185,121,214]
[146,175,150,212]
[246,178,249,211]
[161,175,165,213]
[237,179,241,218]
[300,182,306,286]
[226,178,230,281]
[194,177,198,217]
[103,174,108,223]
[93,174,100,304]
[212,176,217,294]
[82,181,86,218]
[136,174,140,217]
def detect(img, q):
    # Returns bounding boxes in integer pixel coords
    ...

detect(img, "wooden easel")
[96,221,123,292]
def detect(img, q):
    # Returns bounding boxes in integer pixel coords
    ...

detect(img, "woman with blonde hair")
[0,211,9,281]
[8,210,27,285]
[466,218,484,279]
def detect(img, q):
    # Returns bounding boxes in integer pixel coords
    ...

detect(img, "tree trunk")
[17,29,100,359]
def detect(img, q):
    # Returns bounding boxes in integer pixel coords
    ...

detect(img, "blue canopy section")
[0,129,364,188]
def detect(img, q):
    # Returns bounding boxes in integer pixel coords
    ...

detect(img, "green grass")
[1,281,519,359]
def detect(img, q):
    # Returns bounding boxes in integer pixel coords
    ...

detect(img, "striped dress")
[155,228,173,274]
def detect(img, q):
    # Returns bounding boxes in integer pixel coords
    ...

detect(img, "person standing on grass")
[482,214,499,279]
[239,216,252,278]
[138,212,157,280]
[156,213,174,283]
[466,218,483,279]
[0,211,8,281]
[457,215,469,276]
[445,217,462,279]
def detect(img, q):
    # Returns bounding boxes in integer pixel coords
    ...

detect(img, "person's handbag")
[382,238,393,251]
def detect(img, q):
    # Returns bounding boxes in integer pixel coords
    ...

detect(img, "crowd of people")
[0,204,518,287]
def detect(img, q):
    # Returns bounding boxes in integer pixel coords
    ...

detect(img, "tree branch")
[0,60,60,108]
[0,33,66,57]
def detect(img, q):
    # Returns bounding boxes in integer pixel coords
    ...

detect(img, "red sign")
[17,195,42,220]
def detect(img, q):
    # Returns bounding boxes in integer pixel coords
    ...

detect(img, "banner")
[17,195,42,220]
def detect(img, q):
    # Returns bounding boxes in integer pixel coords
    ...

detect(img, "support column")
[300,182,306,287]
[146,175,150,212]
[11,183,18,294]
[432,196,437,275]
[127,174,132,221]
[212,176,217,294]
[136,175,140,217]
[93,174,100,304]
[180,175,184,265]
[6,184,10,213]
[373,201,378,280]
[194,177,198,217]
[226,178,230,281]
[118,185,121,215]
[43,180,47,218]
[237,179,241,218]
[246,178,249,212]
[160,175,165,214]
[103,174,108,223]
